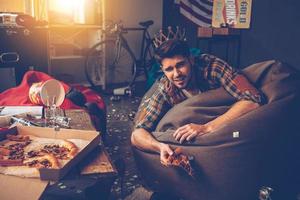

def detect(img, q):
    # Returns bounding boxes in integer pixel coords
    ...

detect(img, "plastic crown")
[153,26,186,48]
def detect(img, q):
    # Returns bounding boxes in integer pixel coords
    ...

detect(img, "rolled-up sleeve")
[206,56,265,104]
[135,89,171,132]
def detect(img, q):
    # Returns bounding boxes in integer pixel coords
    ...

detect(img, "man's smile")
[174,77,185,85]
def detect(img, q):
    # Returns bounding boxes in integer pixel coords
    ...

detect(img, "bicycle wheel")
[85,40,135,90]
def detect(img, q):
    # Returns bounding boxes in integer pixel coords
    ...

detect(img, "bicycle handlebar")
[123,27,146,31]
[103,21,151,35]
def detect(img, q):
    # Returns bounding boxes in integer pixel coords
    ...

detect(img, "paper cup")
[29,79,65,106]
[29,82,44,105]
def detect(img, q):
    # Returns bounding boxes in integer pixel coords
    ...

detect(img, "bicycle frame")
[115,26,153,66]
[111,25,154,85]
[84,21,155,91]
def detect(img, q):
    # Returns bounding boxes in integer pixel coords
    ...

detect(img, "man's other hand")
[173,123,212,143]
[159,143,174,166]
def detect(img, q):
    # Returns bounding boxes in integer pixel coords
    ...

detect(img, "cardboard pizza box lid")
[0,174,48,200]
[15,126,101,181]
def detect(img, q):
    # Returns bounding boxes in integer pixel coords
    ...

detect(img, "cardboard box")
[0,125,101,200]
[197,27,240,38]
[197,27,213,38]
[0,175,49,200]
[212,28,240,36]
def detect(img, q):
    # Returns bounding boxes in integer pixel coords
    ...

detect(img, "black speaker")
[0,26,48,84]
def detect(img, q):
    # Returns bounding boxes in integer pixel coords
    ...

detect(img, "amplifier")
[0,26,49,84]
[0,12,20,27]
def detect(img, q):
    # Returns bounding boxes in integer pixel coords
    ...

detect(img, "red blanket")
[0,71,106,131]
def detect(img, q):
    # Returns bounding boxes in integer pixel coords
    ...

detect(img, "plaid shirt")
[135,54,265,131]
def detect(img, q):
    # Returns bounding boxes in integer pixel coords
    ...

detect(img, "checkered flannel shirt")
[135,54,265,132]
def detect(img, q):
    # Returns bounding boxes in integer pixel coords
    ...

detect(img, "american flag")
[175,0,213,27]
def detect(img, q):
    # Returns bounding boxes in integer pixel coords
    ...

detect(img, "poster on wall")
[212,0,252,29]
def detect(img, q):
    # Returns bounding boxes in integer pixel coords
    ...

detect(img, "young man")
[131,39,265,166]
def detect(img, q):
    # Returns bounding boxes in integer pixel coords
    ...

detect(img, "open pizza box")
[0,125,101,200]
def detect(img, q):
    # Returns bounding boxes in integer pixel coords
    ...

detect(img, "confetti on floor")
[103,95,143,199]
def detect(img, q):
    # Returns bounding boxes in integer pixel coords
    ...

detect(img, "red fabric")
[0,71,70,106]
[0,71,106,130]
[232,74,260,95]
[0,128,8,132]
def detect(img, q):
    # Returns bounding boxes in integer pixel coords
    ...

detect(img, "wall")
[162,0,198,48]
[162,0,235,64]
[163,0,300,70]
[0,0,25,12]
[239,0,300,69]
[0,0,163,92]
[104,0,163,83]
[105,0,162,41]
[51,0,163,85]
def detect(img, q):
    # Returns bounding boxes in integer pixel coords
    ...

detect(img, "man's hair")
[154,39,190,65]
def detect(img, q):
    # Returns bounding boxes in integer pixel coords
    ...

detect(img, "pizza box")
[0,125,101,200]
[0,174,49,200]
[0,125,101,181]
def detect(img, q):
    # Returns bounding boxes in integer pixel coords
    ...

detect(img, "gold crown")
[153,26,186,48]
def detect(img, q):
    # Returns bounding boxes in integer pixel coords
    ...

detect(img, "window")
[31,0,102,25]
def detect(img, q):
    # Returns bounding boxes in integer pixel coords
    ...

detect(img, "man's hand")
[159,143,174,166]
[173,123,212,143]
[172,101,260,144]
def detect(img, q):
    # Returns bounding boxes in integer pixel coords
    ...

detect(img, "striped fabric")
[175,0,213,27]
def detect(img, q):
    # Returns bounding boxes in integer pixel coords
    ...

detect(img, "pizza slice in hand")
[167,147,196,177]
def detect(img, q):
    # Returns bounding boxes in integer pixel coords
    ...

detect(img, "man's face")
[161,55,192,89]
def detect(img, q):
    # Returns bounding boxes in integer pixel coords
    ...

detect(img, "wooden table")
[41,109,117,200]
[64,109,96,131]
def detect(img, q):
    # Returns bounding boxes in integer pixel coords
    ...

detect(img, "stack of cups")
[29,79,65,127]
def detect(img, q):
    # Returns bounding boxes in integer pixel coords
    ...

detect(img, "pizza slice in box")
[0,133,89,178]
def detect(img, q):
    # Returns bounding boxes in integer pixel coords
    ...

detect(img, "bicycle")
[85,20,156,95]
